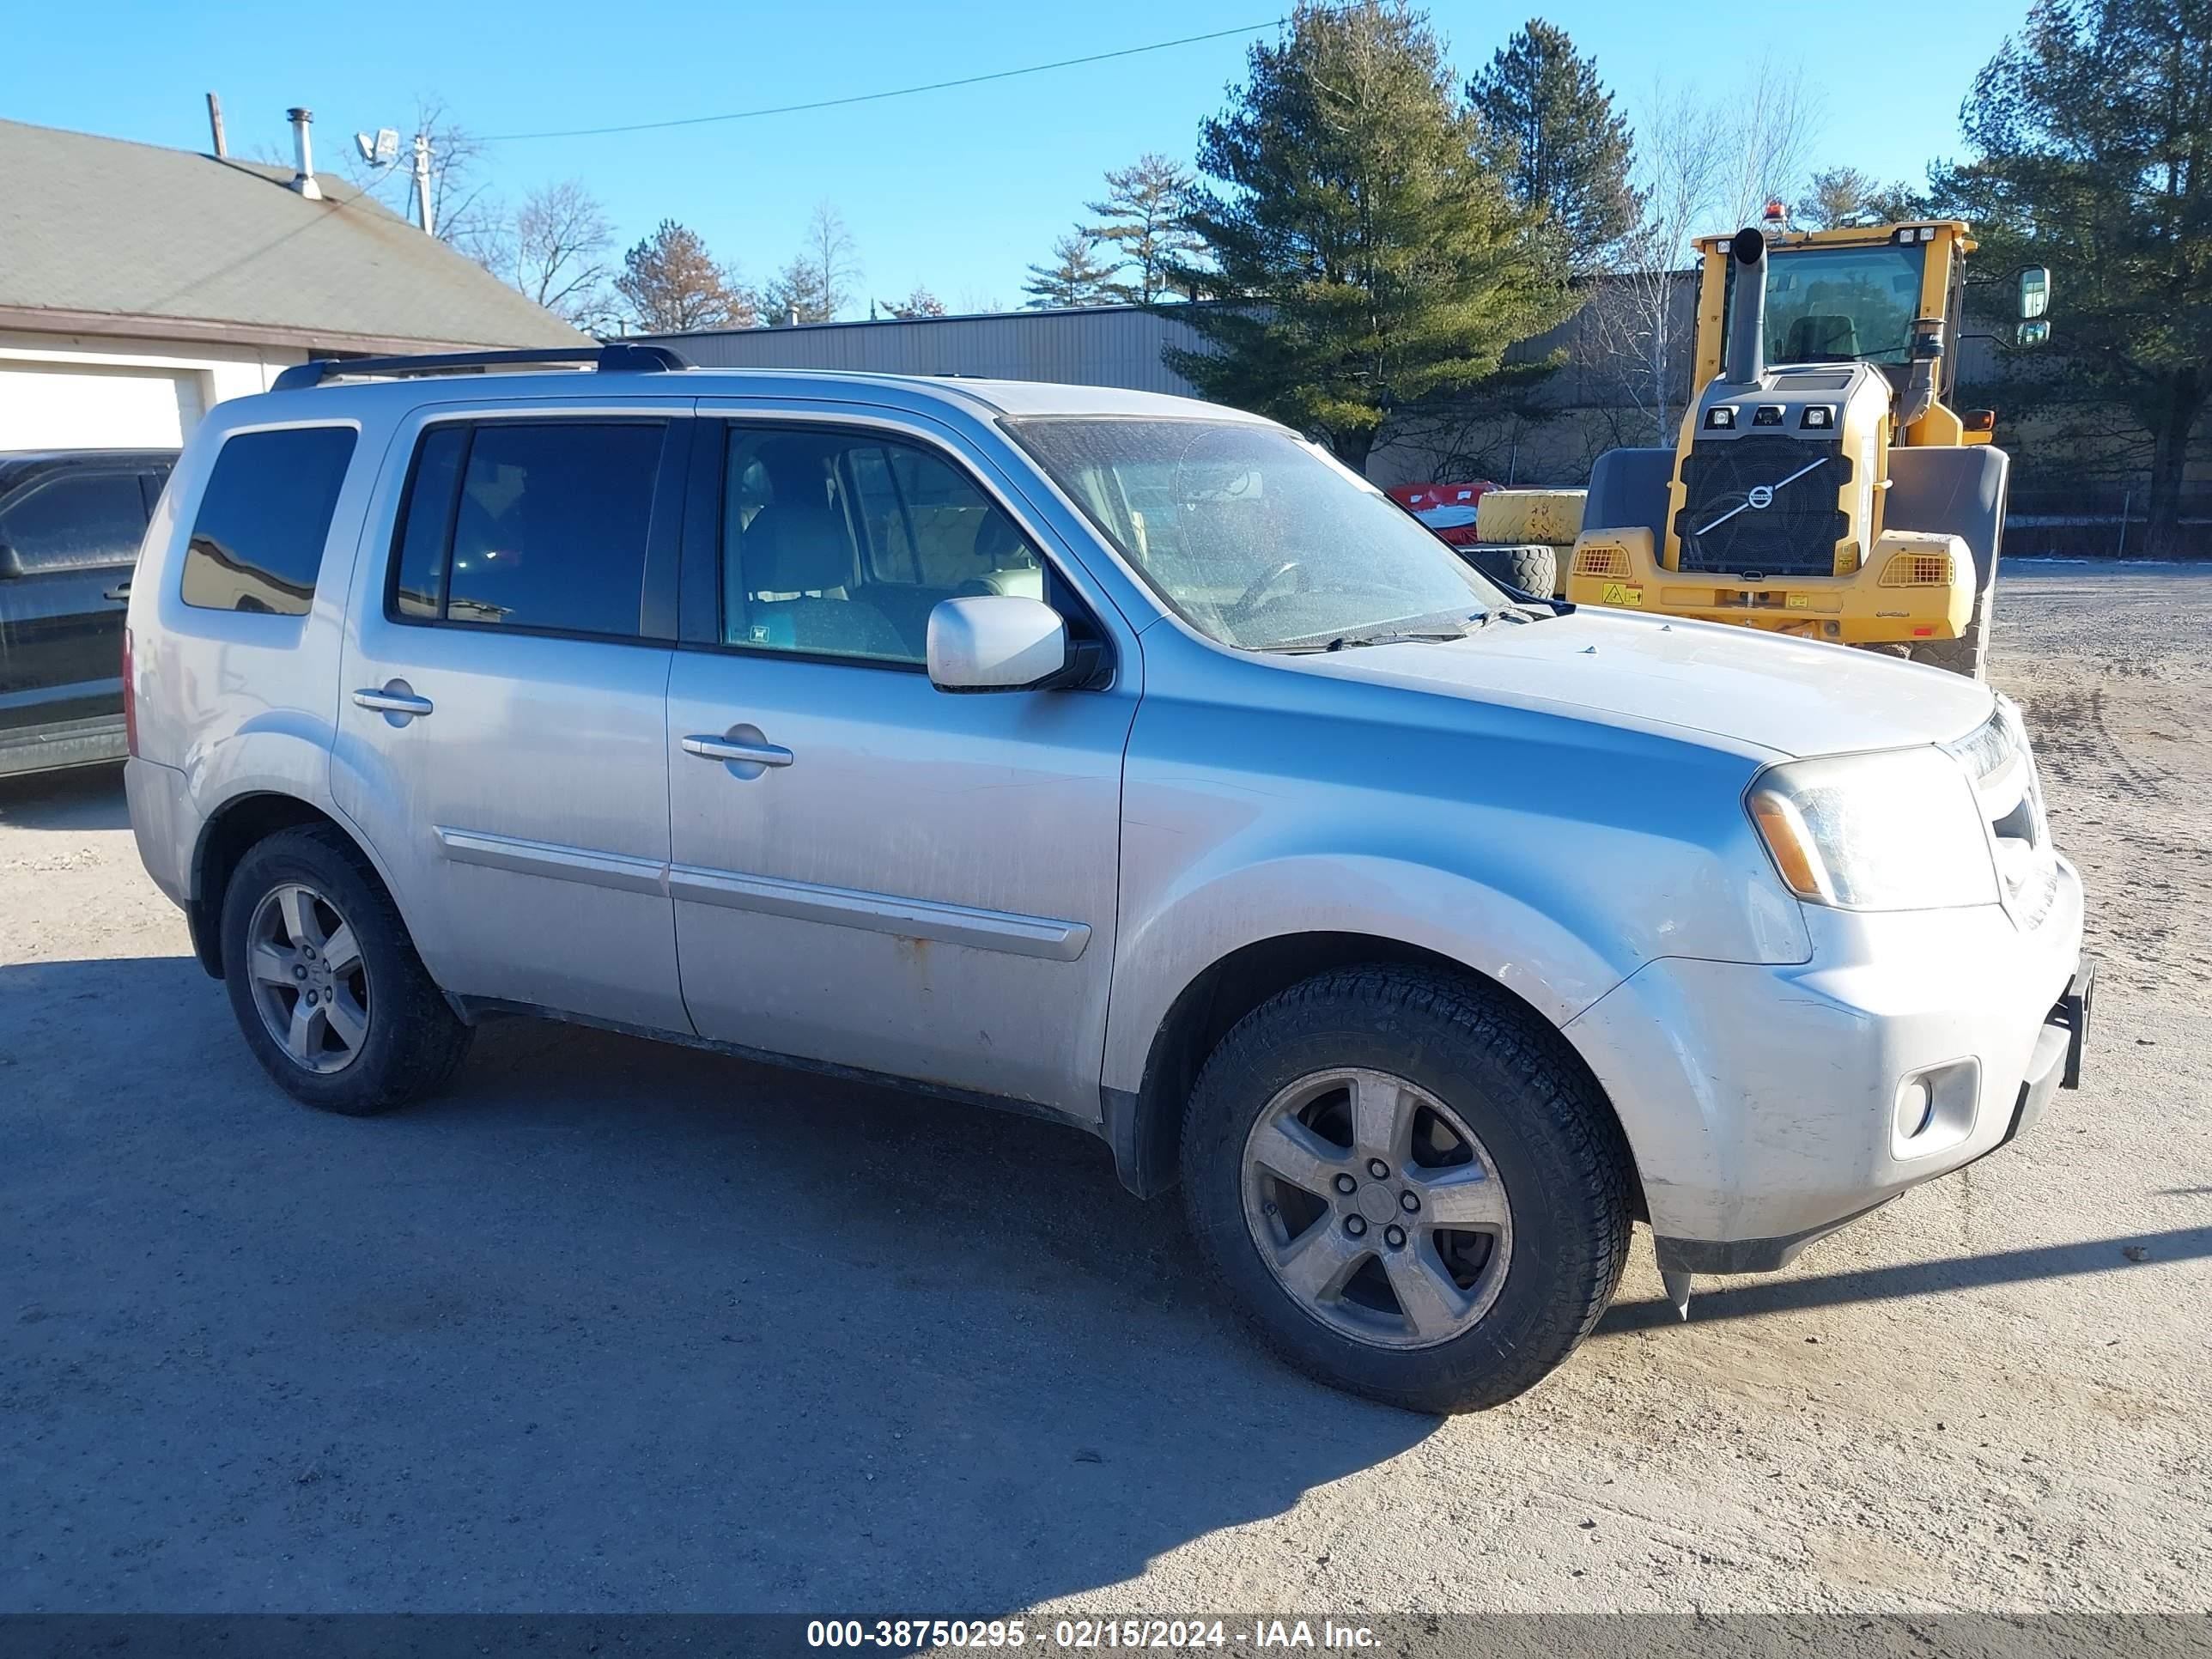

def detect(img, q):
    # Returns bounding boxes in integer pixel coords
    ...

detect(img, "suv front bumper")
[1563,860,2087,1272]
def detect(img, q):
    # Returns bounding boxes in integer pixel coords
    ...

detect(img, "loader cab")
[1698,222,1978,448]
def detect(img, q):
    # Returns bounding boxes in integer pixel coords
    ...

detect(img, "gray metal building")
[641,303,1207,396]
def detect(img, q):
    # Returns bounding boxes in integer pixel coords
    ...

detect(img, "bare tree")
[763,203,861,325]
[477,181,617,331]
[1712,60,1820,231]
[341,96,501,252]
[1579,82,1721,445]
[1574,63,1817,447]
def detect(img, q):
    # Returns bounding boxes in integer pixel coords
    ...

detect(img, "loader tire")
[1906,586,1995,681]
[1475,487,1586,548]
[1466,544,1559,599]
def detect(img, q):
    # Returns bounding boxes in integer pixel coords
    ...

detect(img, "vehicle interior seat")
[1783,313,1860,362]
[734,438,905,658]
[952,512,1043,600]
[738,507,906,658]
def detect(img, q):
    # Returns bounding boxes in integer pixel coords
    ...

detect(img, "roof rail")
[271,342,690,392]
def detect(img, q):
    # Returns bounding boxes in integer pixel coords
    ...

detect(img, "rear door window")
[388,421,665,638]
[180,426,356,615]
[0,471,152,574]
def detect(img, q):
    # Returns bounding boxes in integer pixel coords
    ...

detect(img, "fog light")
[1895,1079,1935,1140]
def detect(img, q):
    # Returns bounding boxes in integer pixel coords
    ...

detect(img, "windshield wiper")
[1264,623,1474,654]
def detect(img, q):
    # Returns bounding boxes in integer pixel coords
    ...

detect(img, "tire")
[1181,966,1632,1413]
[1905,586,1994,680]
[1465,543,1559,599]
[219,824,472,1115]
[1475,487,1585,547]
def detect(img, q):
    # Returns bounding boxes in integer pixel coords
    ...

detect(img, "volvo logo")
[1747,484,1776,509]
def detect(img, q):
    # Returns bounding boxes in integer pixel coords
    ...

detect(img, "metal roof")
[0,118,586,353]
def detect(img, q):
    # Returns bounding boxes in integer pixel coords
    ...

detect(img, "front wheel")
[1181,967,1632,1413]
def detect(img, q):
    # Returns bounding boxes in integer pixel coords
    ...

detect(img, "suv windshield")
[1006,417,1507,650]
[1724,241,1928,369]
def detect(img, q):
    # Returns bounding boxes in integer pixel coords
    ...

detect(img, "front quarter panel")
[1102,636,1809,1097]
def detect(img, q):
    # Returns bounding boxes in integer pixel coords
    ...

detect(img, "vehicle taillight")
[122,626,138,758]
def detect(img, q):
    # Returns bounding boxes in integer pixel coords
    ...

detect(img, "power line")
[480,18,1285,142]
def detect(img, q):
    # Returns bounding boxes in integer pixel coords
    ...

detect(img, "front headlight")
[1747,746,1998,911]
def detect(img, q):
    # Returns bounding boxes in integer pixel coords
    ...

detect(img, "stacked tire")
[1464,489,1587,600]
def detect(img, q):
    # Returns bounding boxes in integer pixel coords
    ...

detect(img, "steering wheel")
[1231,558,1310,619]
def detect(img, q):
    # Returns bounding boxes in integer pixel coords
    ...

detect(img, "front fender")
[1101,851,1628,1098]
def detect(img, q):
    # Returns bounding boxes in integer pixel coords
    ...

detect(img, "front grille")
[1673,434,1850,577]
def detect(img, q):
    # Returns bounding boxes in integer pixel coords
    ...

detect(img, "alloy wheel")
[1240,1066,1513,1350]
[246,882,370,1075]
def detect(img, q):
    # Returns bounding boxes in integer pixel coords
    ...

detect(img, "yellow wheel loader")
[1561,214,2050,678]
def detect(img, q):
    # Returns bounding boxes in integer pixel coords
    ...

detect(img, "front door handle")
[104,579,132,603]
[354,684,434,719]
[683,733,793,769]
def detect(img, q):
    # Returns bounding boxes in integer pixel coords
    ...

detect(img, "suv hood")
[1300,608,1996,758]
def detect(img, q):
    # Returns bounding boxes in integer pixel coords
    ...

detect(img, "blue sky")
[1,0,2029,316]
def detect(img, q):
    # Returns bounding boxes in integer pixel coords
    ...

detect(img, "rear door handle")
[103,579,132,603]
[354,686,434,718]
[682,733,793,768]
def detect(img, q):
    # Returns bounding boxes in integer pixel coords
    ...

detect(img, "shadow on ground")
[0,763,130,834]
[2,953,1429,1613]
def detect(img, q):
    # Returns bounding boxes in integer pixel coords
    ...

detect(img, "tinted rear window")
[391,421,664,637]
[180,426,356,616]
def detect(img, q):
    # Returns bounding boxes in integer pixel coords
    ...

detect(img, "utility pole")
[411,132,435,238]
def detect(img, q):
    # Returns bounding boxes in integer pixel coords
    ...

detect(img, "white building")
[0,115,585,451]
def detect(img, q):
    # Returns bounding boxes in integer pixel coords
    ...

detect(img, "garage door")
[0,363,206,450]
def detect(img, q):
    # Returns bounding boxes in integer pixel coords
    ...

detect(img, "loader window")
[1725,243,1926,371]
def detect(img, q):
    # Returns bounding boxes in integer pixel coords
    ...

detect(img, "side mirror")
[2017,266,2051,320]
[2015,320,2051,349]
[927,594,1070,693]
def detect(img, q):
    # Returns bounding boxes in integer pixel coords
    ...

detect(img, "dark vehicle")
[0,449,175,777]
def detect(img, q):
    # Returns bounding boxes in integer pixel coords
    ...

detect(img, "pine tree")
[613,221,754,333]
[1467,19,1638,273]
[1796,166,1923,229]
[1022,232,1119,308]
[1941,0,2212,553]
[1167,1,1574,473]
[1084,154,1206,302]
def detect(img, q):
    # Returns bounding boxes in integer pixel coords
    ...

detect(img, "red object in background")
[1386,480,1498,546]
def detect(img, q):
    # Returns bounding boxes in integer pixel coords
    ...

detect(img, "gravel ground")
[3,561,2208,1616]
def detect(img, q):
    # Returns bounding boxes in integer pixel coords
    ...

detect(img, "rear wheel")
[1181,966,1632,1413]
[220,826,472,1115]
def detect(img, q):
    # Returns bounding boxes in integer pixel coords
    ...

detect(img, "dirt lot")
[3,561,2208,1617]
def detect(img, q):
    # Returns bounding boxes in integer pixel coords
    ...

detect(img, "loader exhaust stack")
[1726,227,1766,386]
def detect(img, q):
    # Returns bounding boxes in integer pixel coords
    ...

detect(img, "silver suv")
[124,347,2092,1412]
